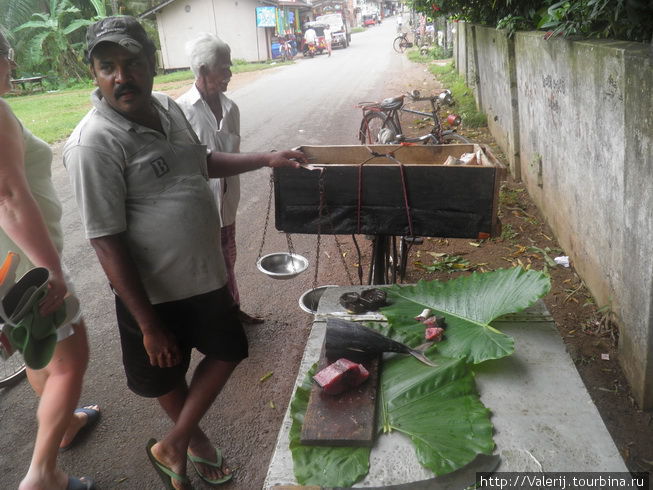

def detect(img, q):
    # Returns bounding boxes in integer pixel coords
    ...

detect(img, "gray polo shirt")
[64,89,227,304]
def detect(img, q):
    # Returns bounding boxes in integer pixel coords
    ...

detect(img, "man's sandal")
[146,439,193,490]
[187,446,233,486]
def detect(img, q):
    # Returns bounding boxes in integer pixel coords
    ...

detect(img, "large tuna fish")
[325,318,436,367]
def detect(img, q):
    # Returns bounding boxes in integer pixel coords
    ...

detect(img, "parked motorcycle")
[280,39,294,61]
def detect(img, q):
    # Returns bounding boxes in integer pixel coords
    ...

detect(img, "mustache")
[114,83,141,98]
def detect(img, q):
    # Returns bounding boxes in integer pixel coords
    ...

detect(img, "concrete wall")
[155,0,270,69]
[455,25,653,409]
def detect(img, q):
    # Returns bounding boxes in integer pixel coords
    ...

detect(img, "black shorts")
[115,287,248,398]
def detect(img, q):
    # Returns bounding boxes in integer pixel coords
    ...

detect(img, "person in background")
[0,30,98,490]
[303,26,317,53]
[176,32,263,325]
[64,16,304,490]
[323,26,333,56]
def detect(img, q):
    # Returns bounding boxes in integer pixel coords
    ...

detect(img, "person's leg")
[220,223,239,305]
[19,321,90,490]
[149,358,238,487]
[221,223,263,324]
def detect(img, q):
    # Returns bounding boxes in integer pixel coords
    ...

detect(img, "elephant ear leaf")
[382,268,551,363]
[380,353,494,475]
[289,365,370,487]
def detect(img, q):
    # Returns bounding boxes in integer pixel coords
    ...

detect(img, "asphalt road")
[0,17,424,489]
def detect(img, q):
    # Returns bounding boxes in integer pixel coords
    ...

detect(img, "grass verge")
[406,52,487,128]
[6,61,282,144]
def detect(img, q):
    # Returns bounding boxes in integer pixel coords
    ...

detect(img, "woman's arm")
[0,99,66,314]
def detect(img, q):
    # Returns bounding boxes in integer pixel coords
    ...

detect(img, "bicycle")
[392,32,413,53]
[0,252,26,388]
[0,340,26,388]
[279,39,294,62]
[358,89,471,146]
[356,89,472,284]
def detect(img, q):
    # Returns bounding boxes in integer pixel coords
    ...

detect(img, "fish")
[313,358,370,395]
[325,318,436,367]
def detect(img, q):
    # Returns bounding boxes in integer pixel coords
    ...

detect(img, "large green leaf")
[289,365,370,487]
[382,268,551,363]
[381,354,494,475]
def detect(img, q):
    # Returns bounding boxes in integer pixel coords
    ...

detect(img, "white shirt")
[176,84,241,227]
[304,28,317,44]
[324,28,332,42]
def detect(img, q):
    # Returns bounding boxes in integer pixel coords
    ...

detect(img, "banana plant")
[13,0,106,80]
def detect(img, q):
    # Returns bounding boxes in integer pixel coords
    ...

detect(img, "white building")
[141,0,310,69]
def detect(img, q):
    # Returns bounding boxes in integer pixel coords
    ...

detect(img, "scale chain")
[256,172,275,262]
[317,169,356,286]
[286,233,298,273]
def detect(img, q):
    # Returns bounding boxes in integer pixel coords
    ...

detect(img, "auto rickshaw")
[302,21,329,56]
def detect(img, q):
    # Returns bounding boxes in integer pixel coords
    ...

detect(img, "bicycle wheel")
[359,112,399,144]
[369,235,394,285]
[393,36,407,53]
[0,352,26,388]
[441,131,472,144]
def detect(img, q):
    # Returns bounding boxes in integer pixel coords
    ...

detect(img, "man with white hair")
[177,33,264,325]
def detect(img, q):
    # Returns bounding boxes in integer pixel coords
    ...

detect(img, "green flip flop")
[187,446,233,486]
[146,438,193,490]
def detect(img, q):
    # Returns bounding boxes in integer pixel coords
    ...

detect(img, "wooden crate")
[274,144,506,238]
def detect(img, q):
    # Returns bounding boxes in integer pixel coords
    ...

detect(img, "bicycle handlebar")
[406,89,453,106]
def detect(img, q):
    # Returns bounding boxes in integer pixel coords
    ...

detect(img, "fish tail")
[408,348,437,367]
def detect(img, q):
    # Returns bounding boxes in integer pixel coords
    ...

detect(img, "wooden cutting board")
[300,341,380,447]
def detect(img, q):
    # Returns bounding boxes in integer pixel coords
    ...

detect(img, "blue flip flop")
[66,476,95,490]
[146,438,193,490]
[60,406,101,452]
[187,446,233,486]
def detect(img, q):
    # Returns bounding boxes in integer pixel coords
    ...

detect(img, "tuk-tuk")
[362,14,377,26]
[302,21,329,55]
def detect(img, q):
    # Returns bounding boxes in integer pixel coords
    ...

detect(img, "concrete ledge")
[264,287,627,488]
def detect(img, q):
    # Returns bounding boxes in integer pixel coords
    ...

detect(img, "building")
[140,0,311,70]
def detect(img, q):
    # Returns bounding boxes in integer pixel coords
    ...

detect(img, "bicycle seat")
[380,96,404,110]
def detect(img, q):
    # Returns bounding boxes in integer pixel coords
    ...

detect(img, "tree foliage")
[12,0,105,81]
[0,1,162,84]
[409,0,653,42]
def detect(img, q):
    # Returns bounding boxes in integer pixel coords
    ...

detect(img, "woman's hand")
[39,268,67,316]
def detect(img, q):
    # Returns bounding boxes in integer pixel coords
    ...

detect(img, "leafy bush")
[409,0,652,42]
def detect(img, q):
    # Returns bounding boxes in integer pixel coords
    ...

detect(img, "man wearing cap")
[176,33,264,326]
[63,15,304,489]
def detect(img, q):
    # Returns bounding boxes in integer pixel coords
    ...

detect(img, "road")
[0,18,430,489]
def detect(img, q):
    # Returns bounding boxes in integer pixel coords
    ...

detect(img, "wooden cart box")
[274,144,506,238]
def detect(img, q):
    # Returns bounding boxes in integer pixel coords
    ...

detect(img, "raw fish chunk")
[313,358,370,395]
[425,326,445,342]
[423,315,446,328]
